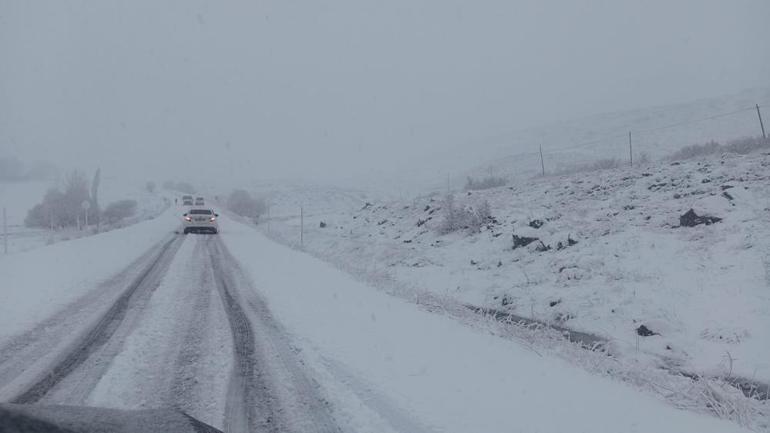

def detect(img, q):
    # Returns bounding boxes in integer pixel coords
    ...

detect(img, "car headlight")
[184,216,192,221]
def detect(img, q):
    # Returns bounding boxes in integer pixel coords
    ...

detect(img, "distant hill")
[417,87,770,192]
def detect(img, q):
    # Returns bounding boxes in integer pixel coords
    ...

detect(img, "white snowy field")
[0,178,171,255]
[260,149,770,394]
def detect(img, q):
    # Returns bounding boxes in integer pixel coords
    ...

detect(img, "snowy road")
[0,231,340,432]
[0,211,758,432]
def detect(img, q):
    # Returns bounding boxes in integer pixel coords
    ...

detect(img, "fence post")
[3,207,7,254]
[539,144,545,176]
[757,104,766,140]
[628,131,633,167]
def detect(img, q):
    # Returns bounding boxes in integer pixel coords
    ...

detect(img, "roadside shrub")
[668,141,721,161]
[102,199,138,224]
[553,157,623,176]
[227,189,266,219]
[723,136,768,154]
[667,136,768,162]
[465,175,507,191]
[25,188,64,228]
[436,194,492,235]
[24,171,96,228]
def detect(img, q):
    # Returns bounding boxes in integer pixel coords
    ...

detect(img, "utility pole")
[757,104,766,140]
[3,207,7,254]
[628,131,633,167]
[539,144,545,176]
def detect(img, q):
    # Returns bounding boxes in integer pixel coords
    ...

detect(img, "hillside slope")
[265,149,770,388]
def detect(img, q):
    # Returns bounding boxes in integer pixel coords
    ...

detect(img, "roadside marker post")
[3,207,7,254]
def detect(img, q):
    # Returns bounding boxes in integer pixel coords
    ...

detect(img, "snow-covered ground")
[259,149,770,407]
[0,193,763,431]
[0,208,179,345]
[0,179,170,254]
[222,215,758,433]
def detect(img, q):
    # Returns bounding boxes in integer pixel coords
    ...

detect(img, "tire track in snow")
[0,235,177,401]
[164,236,233,428]
[9,234,184,404]
[208,237,341,433]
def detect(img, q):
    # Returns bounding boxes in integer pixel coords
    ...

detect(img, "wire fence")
[469,99,770,183]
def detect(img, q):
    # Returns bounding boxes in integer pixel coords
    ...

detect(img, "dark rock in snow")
[319,221,327,228]
[535,241,551,252]
[549,299,561,307]
[722,191,734,201]
[679,209,722,227]
[528,219,544,229]
[512,234,539,249]
[636,324,658,337]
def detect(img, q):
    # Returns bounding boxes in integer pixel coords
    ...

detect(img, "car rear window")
[189,209,212,215]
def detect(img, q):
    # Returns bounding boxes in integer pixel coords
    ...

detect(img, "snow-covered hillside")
[401,87,770,193]
[262,148,770,409]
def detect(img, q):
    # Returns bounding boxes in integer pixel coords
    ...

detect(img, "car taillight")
[184,216,192,221]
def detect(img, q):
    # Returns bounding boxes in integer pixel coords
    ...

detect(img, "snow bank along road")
[0,210,755,432]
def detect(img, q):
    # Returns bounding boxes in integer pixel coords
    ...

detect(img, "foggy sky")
[2,0,769,188]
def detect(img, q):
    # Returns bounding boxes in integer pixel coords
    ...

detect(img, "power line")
[544,104,760,156]
[635,106,756,134]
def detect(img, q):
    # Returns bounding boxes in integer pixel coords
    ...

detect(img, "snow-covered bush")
[227,189,266,220]
[668,140,721,161]
[667,136,767,161]
[102,199,137,224]
[723,136,768,154]
[465,175,506,191]
[436,194,492,235]
[24,171,96,228]
[554,157,623,176]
